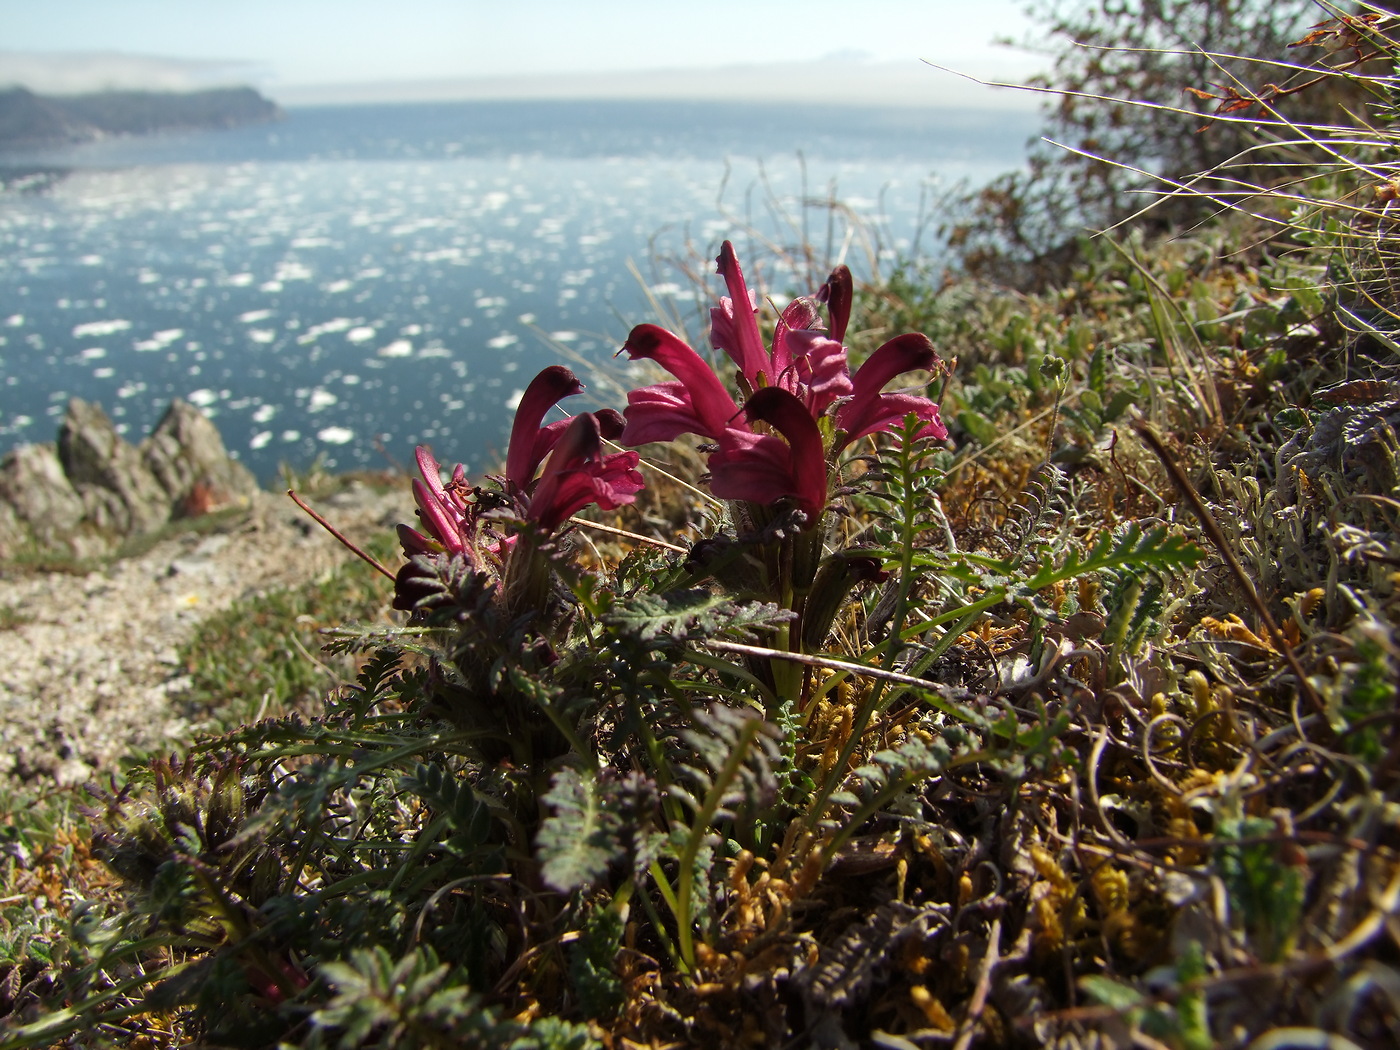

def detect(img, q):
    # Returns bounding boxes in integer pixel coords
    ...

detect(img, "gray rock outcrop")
[0,398,258,562]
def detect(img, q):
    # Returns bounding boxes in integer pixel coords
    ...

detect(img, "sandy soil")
[0,482,406,793]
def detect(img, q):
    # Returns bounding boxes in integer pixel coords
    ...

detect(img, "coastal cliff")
[0,85,280,150]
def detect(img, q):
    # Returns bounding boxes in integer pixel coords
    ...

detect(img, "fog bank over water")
[269,59,1042,111]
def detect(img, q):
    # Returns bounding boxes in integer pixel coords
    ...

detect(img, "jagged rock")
[142,399,258,515]
[0,397,259,563]
[58,398,170,537]
[0,441,97,560]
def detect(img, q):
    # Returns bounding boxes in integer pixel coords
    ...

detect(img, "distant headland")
[0,85,281,150]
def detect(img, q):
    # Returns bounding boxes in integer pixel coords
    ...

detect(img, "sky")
[0,0,1045,108]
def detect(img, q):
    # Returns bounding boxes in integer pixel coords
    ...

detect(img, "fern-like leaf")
[538,767,619,893]
[602,589,793,643]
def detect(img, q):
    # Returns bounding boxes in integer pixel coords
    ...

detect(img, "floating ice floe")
[248,329,277,344]
[306,389,338,412]
[550,331,578,342]
[225,273,255,287]
[93,367,115,379]
[249,431,273,450]
[649,282,682,296]
[505,388,525,410]
[80,347,107,360]
[346,326,376,344]
[4,315,23,327]
[72,319,131,339]
[323,279,354,294]
[134,329,185,352]
[378,339,413,358]
[80,255,103,266]
[239,309,273,324]
[475,296,507,310]
[252,404,276,423]
[186,389,219,408]
[281,430,301,442]
[116,381,146,399]
[317,426,354,444]
[275,261,314,282]
[486,332,518,350]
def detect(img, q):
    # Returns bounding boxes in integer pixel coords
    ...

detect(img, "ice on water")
[0,101,1030,481]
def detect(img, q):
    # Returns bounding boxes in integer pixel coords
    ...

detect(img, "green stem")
[674,715,764,973]
[802,433,925,835]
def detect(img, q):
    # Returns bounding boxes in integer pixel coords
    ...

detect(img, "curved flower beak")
[505,365,586,492]
[620,323,743,444]
[817,264,853,344]
[835,333,948,449]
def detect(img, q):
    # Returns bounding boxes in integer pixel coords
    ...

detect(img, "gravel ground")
[0,482,405,793]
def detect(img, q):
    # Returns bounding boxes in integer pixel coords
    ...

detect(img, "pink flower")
[618,324,742,445]
[711,241,854,414]
[505,365,586,493]
[709,387,828,523]
[525,412,644,532]
[394,366,643,612]
[618,241,947,526]
[400,445,480,562]
[834,333,949,451]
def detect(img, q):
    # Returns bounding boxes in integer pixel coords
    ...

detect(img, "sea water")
[0,99,1036,482]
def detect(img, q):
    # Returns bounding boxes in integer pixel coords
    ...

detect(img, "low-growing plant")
[10,8,1400,1042]
[0,241,1210,1048]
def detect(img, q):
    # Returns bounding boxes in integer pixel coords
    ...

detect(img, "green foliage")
[178,534,395,730]
[310,945,599,1050]
[16,19,1400,1042]
[1215,806,1307,964]
[566,905,626,1020]
[538,768,624,893]
[944,0,1347,282]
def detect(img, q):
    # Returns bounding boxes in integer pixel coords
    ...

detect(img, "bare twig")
[287,489,397,582]
[1131,421,1329,725]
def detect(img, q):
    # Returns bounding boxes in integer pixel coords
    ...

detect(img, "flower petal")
[621,323,742,442]
[771,295,824,380]
[506,365,584,490]
[412,476,463,554]
[710,387,828,522]
[529,414,645,531]
[710,241,771,386]
[836,333,947,445]
[849,333,938,396]
[783,330,853,414]
[415,445,447,501]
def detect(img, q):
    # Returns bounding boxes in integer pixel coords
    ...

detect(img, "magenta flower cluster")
[394,365,643,610]
[394,241,946,612]
[619,241,947,525]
